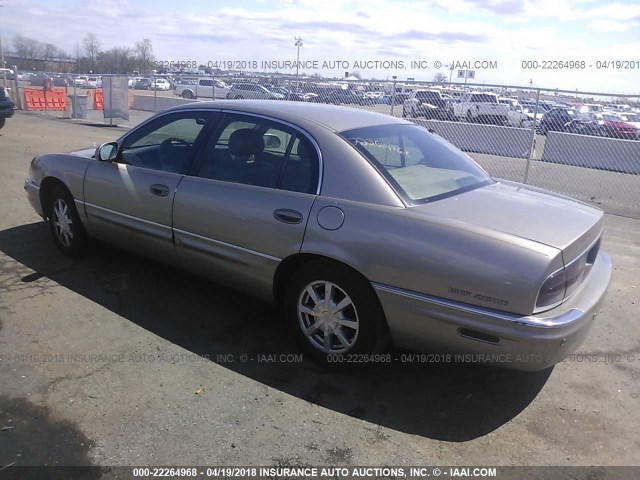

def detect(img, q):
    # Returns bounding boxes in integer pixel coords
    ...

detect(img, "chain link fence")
[9,70,640,218]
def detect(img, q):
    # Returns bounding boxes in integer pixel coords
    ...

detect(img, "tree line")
[8,33,155,74]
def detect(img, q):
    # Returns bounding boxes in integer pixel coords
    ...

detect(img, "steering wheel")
[159,137,190,172]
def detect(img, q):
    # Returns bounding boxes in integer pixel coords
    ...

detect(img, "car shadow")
[0,222,553,442]
[0,395,101,479]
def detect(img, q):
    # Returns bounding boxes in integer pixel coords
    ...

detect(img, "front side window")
[342,124,492,204]
[120,111,213,173]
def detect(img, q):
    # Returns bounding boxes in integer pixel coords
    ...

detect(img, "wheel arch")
[273,253,375,309]
[39,176,72,220]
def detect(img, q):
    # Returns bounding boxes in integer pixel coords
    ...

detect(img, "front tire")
[46,186,88,257]
[182,90,194,99]
[0,118,5,129]
[284,261,389,365]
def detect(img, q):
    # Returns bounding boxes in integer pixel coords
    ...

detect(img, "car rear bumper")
[373,250,612,371]
[24,178,44,218]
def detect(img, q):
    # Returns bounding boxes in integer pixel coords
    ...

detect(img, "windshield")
[341,124,492,204]
[416,91,443,103]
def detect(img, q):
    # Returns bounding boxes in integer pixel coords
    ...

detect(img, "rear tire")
[46,185,88,257]
[284,260,390,366]
[0,118,5,130]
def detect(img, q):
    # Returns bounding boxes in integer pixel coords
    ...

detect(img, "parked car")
[600,113,638,139]
[226,83,284,100]
[85,76,102,89]
[0,86,15,129]
[618,112,640,139]
[53,74,75,87]
[403,89,454,120]
[174,77,231,99]
[134,78,153,90]
[29,72,53,87]
[74,75,89,87]
[538,107,577,135]
[267,86,303,102]
[579,104,604,114]
[24,100,611,371]
[150,78,171,91]
[313,89,372,106]
[452,91,510,124]
[505,103,534,128]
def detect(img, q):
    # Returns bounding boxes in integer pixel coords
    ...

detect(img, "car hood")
[410,181,603,261]
[68,146,96,158]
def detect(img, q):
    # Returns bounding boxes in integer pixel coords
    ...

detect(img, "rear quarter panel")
[301,197,562,316]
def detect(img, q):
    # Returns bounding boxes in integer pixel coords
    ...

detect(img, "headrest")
[228,129,264,157]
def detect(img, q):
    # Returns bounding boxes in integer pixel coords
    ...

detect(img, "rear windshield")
[416,91,442,103]
[341,124,492,204]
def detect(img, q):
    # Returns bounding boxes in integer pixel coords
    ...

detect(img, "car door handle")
[273,209,303,224]
[150,184,170,197]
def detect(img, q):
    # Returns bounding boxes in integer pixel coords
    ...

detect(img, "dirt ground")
[0,112,639,473]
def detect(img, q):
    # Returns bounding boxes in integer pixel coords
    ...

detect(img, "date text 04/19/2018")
[521,60,639,69]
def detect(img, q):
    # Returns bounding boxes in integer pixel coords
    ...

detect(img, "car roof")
[166,100,412,132]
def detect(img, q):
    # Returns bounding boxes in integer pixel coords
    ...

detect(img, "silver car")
[226,83,284,100]
[24,101,612,370]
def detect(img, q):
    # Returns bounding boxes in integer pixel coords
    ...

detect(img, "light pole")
[294,36,303,78]
[0,3,6,87]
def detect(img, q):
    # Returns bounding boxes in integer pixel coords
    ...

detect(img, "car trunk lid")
[411,181,604,264]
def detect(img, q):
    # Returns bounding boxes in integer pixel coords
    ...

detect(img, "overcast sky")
[2,0,640,93]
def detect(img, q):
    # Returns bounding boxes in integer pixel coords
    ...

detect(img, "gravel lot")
[0,112,639,473]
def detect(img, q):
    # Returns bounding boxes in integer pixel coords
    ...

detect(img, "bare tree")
[135,38,154,72]
[13,35,39,60]
[40,43,59,62]
[98,46,134,73]
[83,33,101,69]
[432,72,448,84]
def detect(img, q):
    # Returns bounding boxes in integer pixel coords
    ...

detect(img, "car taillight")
[564,255,587,298]
[536,239,600,310]
[536,269,566,309]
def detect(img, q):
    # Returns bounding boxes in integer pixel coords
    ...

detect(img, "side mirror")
[96,142,119,162]
[263,134,281,149]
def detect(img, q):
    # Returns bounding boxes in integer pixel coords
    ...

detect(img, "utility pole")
[0,3,6,87]
[294,36,303,79]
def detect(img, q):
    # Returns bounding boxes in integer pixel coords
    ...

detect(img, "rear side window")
[195,113,319,193]
[470,94,497,103]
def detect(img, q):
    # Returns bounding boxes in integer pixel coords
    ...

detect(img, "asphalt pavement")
[0,112,638,470]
